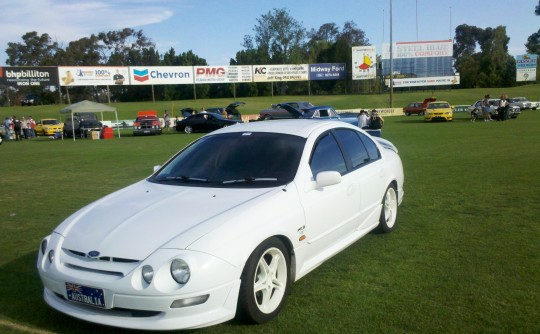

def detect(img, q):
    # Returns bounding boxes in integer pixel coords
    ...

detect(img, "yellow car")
[424,101,453,122]
[35,119,64,136]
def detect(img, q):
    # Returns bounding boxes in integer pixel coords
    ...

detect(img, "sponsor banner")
[516,54,538,68]
[385,75,460,87]
[352,46,377,80]
[337,108,404,117]
[194,66,252,84]
[58,66,129,86]
[382,40,453,59]
[129,66,194,85]
[309,63,346,80]
[516,54,537,82]
[0,66,59,87]
[253,64,309,82]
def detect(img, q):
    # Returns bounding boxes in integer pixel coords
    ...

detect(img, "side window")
[310,133,347,176]
[358,132,381,161]
[333,129,370,169]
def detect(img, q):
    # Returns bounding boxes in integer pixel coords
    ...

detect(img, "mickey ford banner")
[194,66,252,84]
[129,66,194,85]
[253,64,309,82]
[309,63,346,80]
[58,66,129,86]
[516,54,537,82]
[0,66,58,87]
[352,46,376,80]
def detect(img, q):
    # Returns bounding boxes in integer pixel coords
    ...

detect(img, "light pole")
[389,0,393,108]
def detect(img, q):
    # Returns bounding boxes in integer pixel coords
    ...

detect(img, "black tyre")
[184,125,192,134]
[264,114,273,120]
[377,184,398,233]
[238,237,290,324]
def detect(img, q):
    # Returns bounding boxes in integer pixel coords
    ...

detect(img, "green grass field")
[1,87,539,333]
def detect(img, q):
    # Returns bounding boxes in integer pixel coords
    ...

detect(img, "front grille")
[65,249,139,263]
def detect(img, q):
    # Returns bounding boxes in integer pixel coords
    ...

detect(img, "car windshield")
[428,103,450,109]
[149,132,306,188]
[43,120,59,125]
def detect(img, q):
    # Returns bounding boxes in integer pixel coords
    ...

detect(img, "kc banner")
[252,64,309,82]
[0,66,59,87]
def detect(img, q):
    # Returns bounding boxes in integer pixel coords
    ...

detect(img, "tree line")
[3,8,540,104]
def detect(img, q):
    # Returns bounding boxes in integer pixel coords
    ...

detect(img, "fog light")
[48,250,55,263]
[170,294,209,308]
[142,265,154,284]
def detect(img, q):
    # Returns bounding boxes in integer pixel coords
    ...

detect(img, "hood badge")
[88,251,101,259]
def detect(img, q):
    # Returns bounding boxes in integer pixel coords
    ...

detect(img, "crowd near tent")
[59,100,120,140]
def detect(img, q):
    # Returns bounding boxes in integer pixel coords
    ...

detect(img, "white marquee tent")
[59,100,120,140]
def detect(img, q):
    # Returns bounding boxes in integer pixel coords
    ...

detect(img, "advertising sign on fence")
[58,66,129,86]
[194,66,253,84]
[253,64,309,82]
[129,66,194,85]
[309,63,346,80]
[516,54,537,82]
[0,66,59,87]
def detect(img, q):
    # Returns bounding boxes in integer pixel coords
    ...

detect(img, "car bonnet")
[55,180,278,261]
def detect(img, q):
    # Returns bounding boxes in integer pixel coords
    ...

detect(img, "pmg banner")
[129,66,194,85]
[0,66,59,87]
[194,66,252,84]
[58,66,129,86]
[253,64,309,82]
[309,63,346,80]
[352,46,376,80]
[516,54,537,82]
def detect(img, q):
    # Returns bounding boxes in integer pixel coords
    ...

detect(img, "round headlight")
[171,259,190,285]
[40,239,48,255]
[142,265,154,284]
[48,250,55,263]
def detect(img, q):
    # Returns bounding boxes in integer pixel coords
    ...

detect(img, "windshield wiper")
[222,177,278,184]
[165,176,208,182]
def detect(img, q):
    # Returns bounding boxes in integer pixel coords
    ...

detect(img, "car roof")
[210,119,356,138]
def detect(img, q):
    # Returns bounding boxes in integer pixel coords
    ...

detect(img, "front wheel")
[377,185,398,233]
[184,125,192,134]
[238,237,290,324]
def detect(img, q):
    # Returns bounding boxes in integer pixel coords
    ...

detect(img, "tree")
[98,28,154,65]
[525,29,540,55]
[5,31,59,66]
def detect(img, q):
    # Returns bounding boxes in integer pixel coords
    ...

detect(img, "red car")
[403,97,436,116]
[133,110,162,136]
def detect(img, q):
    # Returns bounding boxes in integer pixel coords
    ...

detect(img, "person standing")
[3,116,12,141]
[28,116,36,138]
[163,110,170,130]
[12,116,22,141]
[482,95,492,122]
[357,110,369,129]
[497,95,507,121]
[368,110,384,129]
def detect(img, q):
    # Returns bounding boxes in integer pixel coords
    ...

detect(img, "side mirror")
[315,171,342,188]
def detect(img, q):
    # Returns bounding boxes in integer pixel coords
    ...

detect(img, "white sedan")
[37,119,404,330]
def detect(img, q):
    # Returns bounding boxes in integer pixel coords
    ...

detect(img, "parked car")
[63,112,103,138]
[35,119,64,136]
[259,101,314,120]
[468,99,520,119]
[133,110,162,136]
[508,97,534,110]
[21,94,42,106]
[424,101,453,122]
[175,112,241,133]
[403,97,437,116]
[37,120,404,330]
[530,101,540,110]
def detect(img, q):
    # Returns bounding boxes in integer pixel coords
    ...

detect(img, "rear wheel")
[378,185,398,233]
[184,125,192,134]
[264,114,273,120]
[238,237,290,324]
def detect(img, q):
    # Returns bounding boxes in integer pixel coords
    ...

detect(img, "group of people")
[2,115,37,141]
[357,109,384,129]
[472,94,511,122]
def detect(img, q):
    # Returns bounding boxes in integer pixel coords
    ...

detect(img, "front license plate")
[66,282,106,308]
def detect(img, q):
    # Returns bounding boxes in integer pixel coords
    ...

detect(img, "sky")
[1,0,538,66]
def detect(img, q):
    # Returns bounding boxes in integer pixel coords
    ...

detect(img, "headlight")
[171,259,190,284]
[142,265,154,284]
[40,239,48,255]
